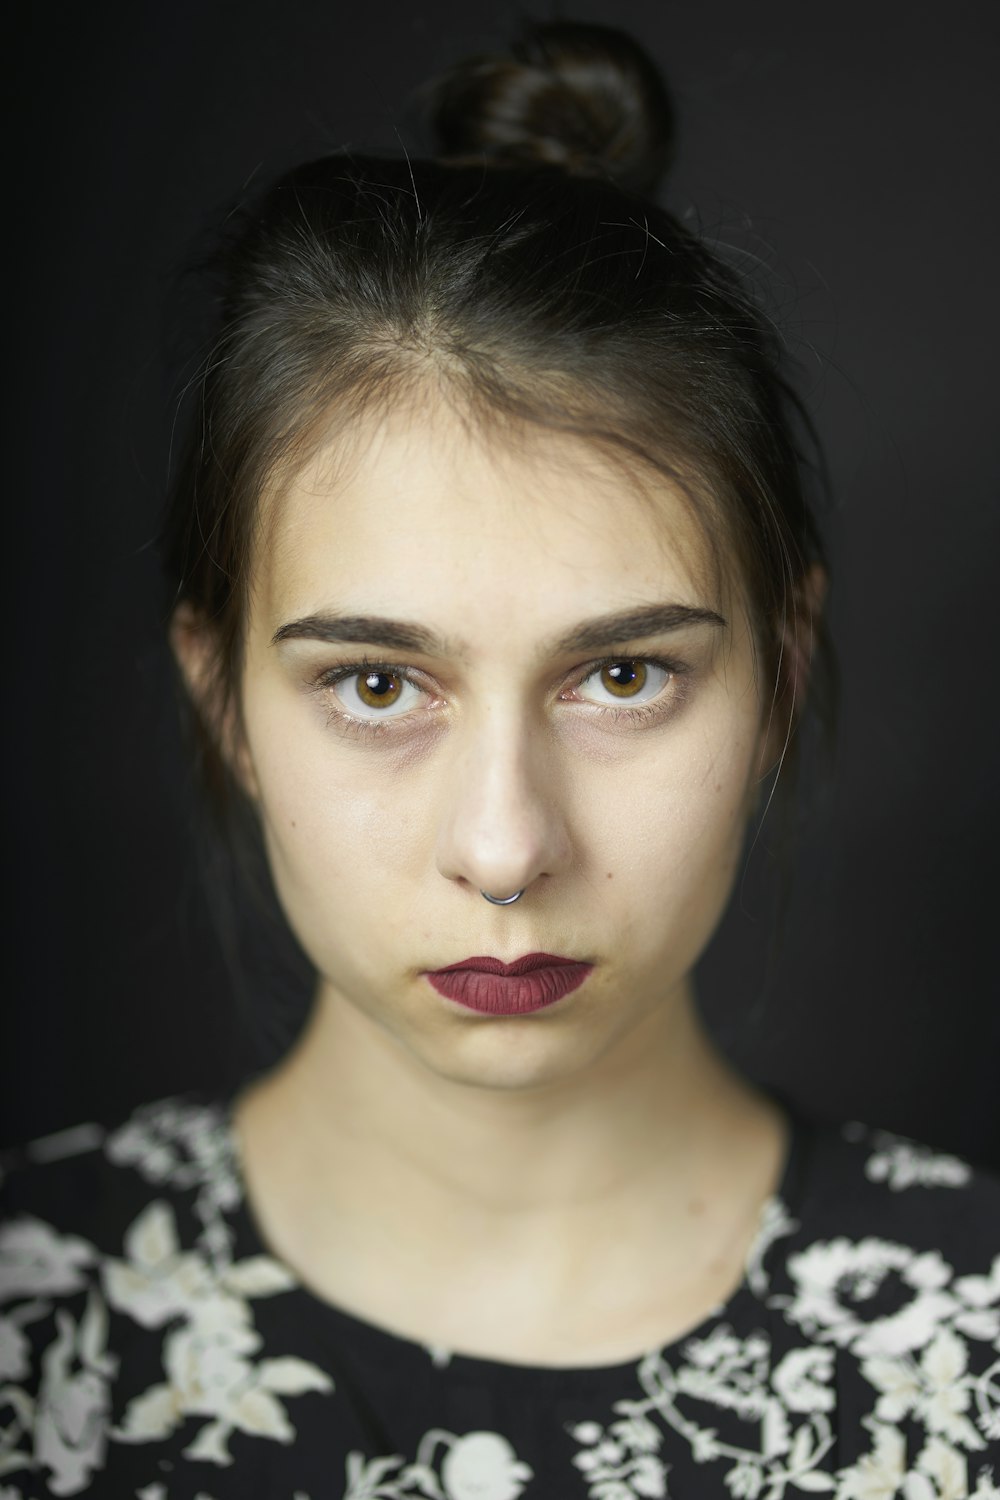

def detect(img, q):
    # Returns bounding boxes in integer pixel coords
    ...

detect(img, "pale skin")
[173,390,812,1366]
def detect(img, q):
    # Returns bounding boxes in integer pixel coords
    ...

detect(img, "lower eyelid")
[582,674,690,724]
[329,712,397,738]
[585,697,676,725]
[310,660,688,734]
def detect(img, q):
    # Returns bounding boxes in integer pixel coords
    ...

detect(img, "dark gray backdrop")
[6,0,998,1163]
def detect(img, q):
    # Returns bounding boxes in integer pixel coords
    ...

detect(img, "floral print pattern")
[0,1096,997,1497]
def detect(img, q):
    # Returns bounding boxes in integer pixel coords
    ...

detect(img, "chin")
[412,1020,611,1093]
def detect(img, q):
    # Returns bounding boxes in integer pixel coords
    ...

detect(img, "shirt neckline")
[220,1086,811,1390]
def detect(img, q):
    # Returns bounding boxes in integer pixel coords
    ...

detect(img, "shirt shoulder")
[757,1115,1000,1385]
[0,1091,241,1272]
[0,1093,321,1498]
[787,1115,1000,1262]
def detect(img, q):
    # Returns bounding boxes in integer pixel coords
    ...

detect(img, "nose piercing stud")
[480,889,525,905]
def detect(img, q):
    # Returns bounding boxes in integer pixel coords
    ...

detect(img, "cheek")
[590,721,759,938]
[242,667,762,979]
[245,704,425,919]
[255,759,432,992]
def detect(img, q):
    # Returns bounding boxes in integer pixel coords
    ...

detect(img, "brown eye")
[600,661,648,697]
[576,659,670,708]
[356,671,404,708]
[331,669,421,719]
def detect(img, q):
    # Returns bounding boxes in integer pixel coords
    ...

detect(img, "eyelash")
[309,654,690,738]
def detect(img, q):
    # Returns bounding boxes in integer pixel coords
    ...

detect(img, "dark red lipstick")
[425,952,593,1015]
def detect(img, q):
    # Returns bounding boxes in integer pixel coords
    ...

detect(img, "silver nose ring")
[481,889,525,906]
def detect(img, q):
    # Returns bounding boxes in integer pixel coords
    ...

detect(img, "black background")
[5,1,998,1163]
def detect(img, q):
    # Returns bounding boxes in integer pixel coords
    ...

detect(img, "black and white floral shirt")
[1,1092,998,1499]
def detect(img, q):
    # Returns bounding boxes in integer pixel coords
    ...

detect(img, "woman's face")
[234,396,770,1091]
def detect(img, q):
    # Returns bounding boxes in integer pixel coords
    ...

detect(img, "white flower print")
[105,1200,332,1467]
[853,1130,971,1194]
[953,1257,1000,1343]
[0,1217,95,1304]
[107,1099,243,1269]
[0,1220,113,1495]
[781,1239,959,1357]
[568,1333,843,1500]
[771,1347,836,1414]
[102,1200,216,1328]
[745,1197,799,1297]
[31,1288,118,1497]
[569,1412,670,1499]
[106,1100,240,1209]
[343,1429,533,1500]
[1,1299,49,1383]
[0,1312,28,1384]
[610,1413,662,1454]
[724,1460,763,1498]
[442,1431,534,1499]
[905,1435,969,1499]
[0,1382,34,1483]
[344,1453,412,1500]
[974,1359,1000,1443]
[835,1418,907,1499]
[862,1327,987,1452]
[571,1421,604,1444]
[18,1123,106,1171]
[681,1327,771,1406]
[3,1101,997,1497]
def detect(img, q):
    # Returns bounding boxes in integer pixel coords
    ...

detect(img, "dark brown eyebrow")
[271,602,726,655]
[554,603,726,653]
[272,614,447,653]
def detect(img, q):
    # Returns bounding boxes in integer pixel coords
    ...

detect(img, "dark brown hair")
[162,21,835,1056]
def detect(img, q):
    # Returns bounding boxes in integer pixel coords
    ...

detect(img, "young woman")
[1,20,997,1500]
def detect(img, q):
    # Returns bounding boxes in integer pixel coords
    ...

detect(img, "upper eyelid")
[568,654,688,689]
[576,653,687,674]
[313,657,688,731]
[309,656,690,711]
[314,660,426,687]
[309,654,691,723]
[314,651,688,682]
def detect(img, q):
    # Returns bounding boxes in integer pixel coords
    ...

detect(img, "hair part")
[165,154,832,786]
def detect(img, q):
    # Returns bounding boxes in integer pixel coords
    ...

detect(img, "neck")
[232,978,788,1362]
[234,976,783,1265]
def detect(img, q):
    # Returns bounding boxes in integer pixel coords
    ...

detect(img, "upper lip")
[428,952,587,977]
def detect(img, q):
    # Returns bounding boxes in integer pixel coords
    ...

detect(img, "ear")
[781,563,827,720]
[169,600,260,802]
[756,562,828,778]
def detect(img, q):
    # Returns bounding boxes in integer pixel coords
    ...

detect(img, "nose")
[434,708,572,901]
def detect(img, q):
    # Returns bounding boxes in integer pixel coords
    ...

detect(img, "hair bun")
[425,21,676,196]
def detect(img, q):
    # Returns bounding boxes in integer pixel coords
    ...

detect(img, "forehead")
[255,398,724,644]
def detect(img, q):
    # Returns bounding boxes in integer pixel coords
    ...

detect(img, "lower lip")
[425,964,593,1015]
